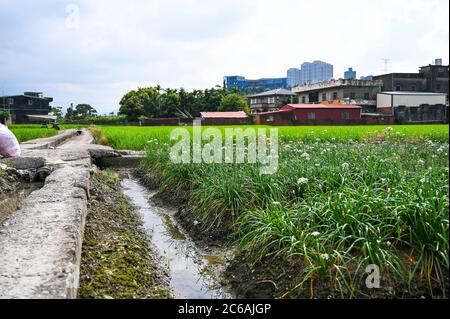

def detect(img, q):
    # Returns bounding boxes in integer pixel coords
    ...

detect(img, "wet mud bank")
[121,176,233,299]
[79,169,171,299]
[131,167,241,297]
[134,167,232,246]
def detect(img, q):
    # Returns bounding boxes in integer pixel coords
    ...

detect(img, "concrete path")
[0,129,118,299]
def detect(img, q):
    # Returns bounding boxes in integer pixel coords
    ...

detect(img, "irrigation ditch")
[81,152,236,299]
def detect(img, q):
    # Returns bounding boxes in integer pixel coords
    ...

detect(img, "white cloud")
[0,0,448,114]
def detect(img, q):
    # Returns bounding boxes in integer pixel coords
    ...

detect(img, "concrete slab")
[0,129,119,299]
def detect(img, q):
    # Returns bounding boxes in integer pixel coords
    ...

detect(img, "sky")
[0,0,448,114]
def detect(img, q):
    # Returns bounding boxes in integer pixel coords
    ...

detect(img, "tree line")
[118,85,250,120]
[56,85,251,123]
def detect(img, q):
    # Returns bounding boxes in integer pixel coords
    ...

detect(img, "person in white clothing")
[0,123,21,158]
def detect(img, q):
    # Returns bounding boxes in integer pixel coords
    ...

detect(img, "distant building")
[360,75,373,80]
[253,103,362,126]
[292,79,383,113]
[344,68,357,80]
[377,91,448,124]
[200,111,249,125]
[287,68,302,87]
[299,60,334,84]
[0,92,53,124]
[373,61,449,96]
[247,89,297,114]
[223,76,288,91]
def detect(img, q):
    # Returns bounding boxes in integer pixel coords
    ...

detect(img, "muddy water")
[121,177,232,299]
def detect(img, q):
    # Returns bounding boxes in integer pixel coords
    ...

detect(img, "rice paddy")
[86,124,449,298]
[96,124,449,150]
[8,123,450,297]
[7,124,86,143]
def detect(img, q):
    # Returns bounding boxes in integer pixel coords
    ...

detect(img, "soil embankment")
[79,170,171,299]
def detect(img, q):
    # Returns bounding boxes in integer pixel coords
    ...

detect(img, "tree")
[74,104,97,119]
[65,105,76,120]
[51,107,63,121]
[218,94,250,114]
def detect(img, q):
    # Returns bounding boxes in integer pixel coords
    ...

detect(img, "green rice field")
[96,124,449,150]
[92,124,449,298]
[7,124,86,142]
[7,124,450,297]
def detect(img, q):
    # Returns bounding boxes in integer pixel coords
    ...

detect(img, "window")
[267,115,274,122]
[301,96,306,103]
[28,99,34,106]
[250,98,257,105]
[307,112,316,120]
[268,97,275,104]
[364,93,370,100]
[333,92,338,100]
[395,85,401,91]
[411,86,416,91]
[350,92,356,99]
[437,83,441,90]
[342,112,350,120]
[7,98,14,105]
[322,93,327,101]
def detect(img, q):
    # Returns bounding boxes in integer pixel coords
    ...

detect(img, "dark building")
[373,62,449,96]
[0,92,53,124]
[247,89,297,114]
[253,104,362,126]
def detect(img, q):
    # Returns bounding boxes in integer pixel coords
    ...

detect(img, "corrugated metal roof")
[200,111,248,119]
[379,91,446,96]
[282,104,362,110]
[247,88,296,98]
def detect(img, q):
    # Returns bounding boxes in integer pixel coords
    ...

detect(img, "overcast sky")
[0,0,448,114]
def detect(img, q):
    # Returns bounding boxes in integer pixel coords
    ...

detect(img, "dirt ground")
[78,169,171,299]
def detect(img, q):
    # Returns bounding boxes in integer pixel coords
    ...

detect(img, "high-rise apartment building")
[287,68,302,87]
[300,60,334,84]
[344,67,357,80]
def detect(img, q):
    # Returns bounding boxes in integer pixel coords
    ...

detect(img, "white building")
[377,92,447,109]
[377,91,448,123]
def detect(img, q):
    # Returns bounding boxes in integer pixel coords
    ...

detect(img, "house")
[377,92,448,124]
[253,104,362,126]
[247,89,297,113]
[200,111,249,125]
[373,61,449,96]
[0,92,53,124]
[291,79,382,113]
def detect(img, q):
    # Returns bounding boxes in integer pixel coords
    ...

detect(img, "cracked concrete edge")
[0,165,90,299]
[0,130,108,299]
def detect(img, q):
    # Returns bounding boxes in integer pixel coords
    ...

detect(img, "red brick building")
[253,104,362,125]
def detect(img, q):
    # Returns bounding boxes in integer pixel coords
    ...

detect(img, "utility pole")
[382,58,391,73]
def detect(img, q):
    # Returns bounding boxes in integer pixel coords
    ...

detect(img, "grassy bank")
[93,125,449,298]
[79,170,171,299]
